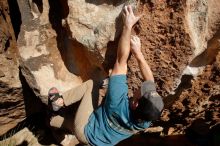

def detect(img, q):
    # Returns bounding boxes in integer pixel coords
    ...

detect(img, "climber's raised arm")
[111,5,141,76]
[130,35,154,82]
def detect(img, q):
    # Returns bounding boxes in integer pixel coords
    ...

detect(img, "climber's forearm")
[111,26,131,75]
[135,52,154,81]
[117,26,132,65]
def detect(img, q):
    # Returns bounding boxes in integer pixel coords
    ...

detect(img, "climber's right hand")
[122,5,141,29]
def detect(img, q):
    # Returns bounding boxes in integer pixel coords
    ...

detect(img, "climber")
[48,5,164,146]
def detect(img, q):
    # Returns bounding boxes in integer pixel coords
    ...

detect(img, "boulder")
[0,0,24,135]
[17,0,82,103]
[66,0,130,60]
[127,0,220,98]
[16,0,220,104]
[17,0,135,103]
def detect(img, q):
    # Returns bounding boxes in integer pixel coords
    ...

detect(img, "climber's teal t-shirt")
[84,75,151,146]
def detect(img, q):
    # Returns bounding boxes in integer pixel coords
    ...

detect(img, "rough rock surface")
[0,0,25,136]
[127,0,220,98]
[127,0,193,97]
[67,0,127,60]
[159,53,220,135]
[0,128,41,146]
[17,0,82,103]
[17,0,138,102]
